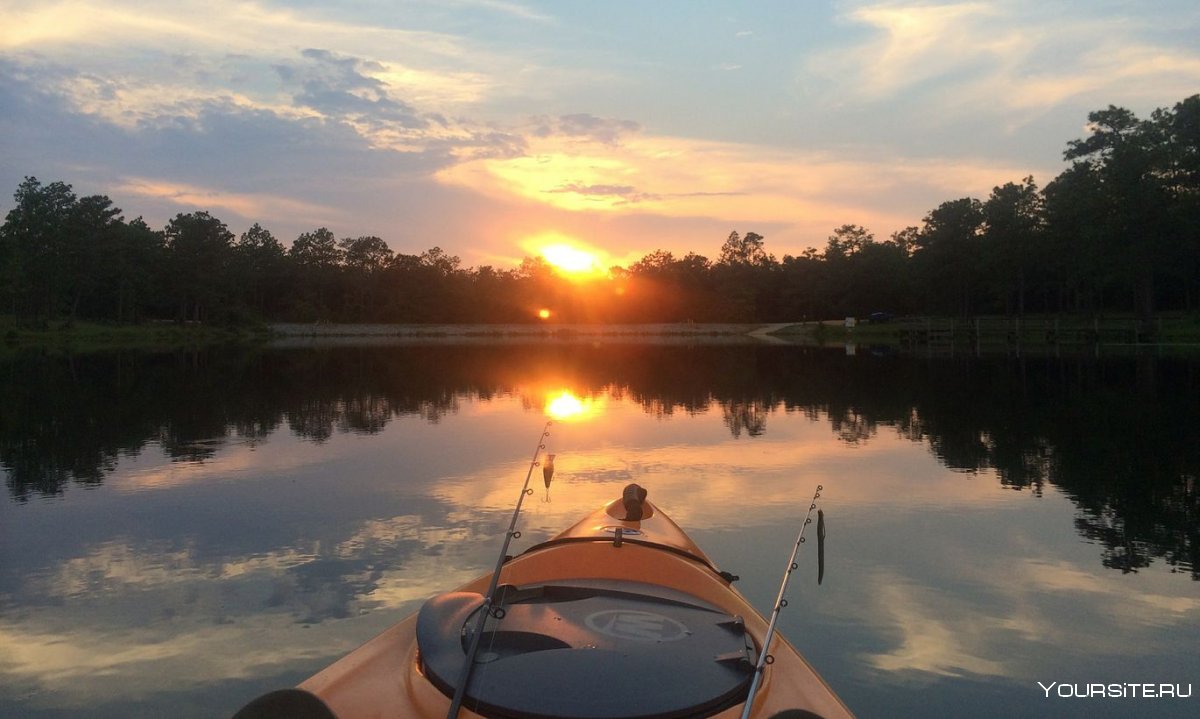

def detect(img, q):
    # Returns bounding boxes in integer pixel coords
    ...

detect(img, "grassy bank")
[7,315,1200,354]
[3,320,760,352]
[268,322,761,338]
[773,314,1200,346]
[1,318,270,354]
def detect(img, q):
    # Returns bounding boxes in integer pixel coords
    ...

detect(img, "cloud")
[277,48,429,130]
[0,1,472,62]
[547,182,660,205]
[1003,43,1200,112]
[0,50,530,245]
[445,0,556,23]
[549,182,639,196]
[531,113,642,145]
[812,0,1200,116]
[0,0,529,135]
[828,2,1006,99]
[115,177,341,226]
[3,40,1047,266]
[436,126,1042,249]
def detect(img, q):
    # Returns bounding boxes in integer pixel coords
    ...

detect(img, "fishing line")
[740,484,823,719]
[447,420,553,719]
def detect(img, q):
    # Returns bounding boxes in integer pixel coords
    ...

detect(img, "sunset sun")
[542,243,599,274]
[523,233,610,280]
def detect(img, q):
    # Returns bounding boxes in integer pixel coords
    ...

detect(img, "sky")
[1,0,1198,270]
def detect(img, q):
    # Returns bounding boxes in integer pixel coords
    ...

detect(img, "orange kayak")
[234,487,855,719]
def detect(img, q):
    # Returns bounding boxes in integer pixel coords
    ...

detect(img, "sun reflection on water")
[544,389,601,422]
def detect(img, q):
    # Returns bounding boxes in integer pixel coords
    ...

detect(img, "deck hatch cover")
[417,581,756,719]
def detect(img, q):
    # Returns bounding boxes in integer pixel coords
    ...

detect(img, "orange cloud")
[114,177,340,228]
[437,129,1043,259]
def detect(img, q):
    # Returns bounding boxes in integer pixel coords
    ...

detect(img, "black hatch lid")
[416,580,757,719]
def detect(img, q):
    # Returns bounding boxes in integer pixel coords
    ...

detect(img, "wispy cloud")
[811,0,1200,116]
[440,0,556,23]
[531,113,642,145]
[826,2,1007,99]
[114,177,343,226]
[0,0,514,127]
[437,127,1040,240]
[546,182,660,206]
[0,1,471,60]
[277,49,429,130]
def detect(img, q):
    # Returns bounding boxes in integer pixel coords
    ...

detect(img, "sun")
[542,243,601,274]
[522,232,609,280]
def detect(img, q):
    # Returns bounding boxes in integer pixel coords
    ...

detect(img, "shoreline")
[264,322,799,347]
[4,316,1199,353]
[267,321,770,337]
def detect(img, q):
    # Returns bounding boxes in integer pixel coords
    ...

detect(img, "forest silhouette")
[2,95,1198,327]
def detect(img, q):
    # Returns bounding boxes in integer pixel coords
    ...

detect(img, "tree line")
[2,94,1197,327]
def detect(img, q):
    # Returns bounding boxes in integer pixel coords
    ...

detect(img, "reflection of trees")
[287,399,338,443]
[721,399,770,438]
[828,408,874,445]
[1,344,1197,579]
[339,395,395,434]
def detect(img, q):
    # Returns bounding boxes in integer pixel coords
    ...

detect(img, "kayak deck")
[297,496,854,718]
[417,580,756,718]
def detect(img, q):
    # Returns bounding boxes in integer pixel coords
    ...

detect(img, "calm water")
[1,341,1198,718]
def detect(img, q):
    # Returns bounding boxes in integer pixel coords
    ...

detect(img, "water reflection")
[4,345,1193,580]
[544,389,603,422]
[0,344,1198,718]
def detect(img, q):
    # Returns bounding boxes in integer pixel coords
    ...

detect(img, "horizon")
[2,1,1197,270]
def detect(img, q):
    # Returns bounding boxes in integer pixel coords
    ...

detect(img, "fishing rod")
[740,484,823,719]
[446,420,553,719]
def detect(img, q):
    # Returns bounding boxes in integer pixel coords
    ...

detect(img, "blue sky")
[1,0,1197,268]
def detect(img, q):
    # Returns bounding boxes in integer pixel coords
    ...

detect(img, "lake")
[1,339,1197,718]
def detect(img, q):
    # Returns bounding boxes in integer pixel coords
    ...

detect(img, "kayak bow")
[234,485,854,719]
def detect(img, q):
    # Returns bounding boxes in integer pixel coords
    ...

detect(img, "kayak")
[233,485,854,719]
